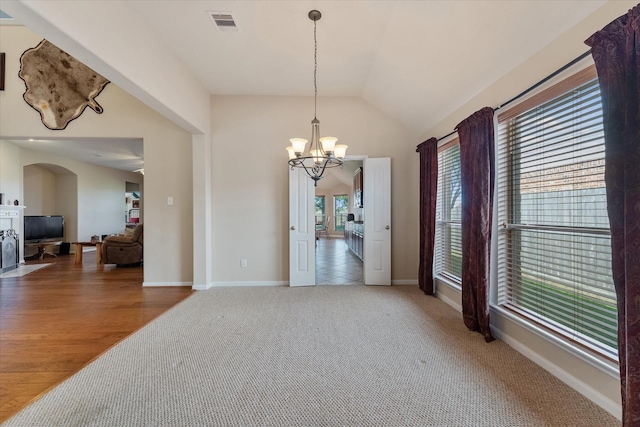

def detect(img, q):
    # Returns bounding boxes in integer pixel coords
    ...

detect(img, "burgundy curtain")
[456,107,495,342]
[416,138,438,295]
[585,5,640,426]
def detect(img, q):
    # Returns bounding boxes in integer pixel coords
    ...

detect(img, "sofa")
[102,224,143,266]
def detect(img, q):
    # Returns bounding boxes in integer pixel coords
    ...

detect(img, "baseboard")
[436,291,462,313]
[391,280,418,285]
[142,281,193,287]
[211,281,288,287]
[491,324,622,420]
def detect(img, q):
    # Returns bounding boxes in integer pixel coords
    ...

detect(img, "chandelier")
[287,10,347,186]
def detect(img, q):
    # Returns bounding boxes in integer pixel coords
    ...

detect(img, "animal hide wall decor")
[18,40,110,130]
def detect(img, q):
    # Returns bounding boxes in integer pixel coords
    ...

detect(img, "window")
[333,195,348,232]
[497,66,617,358]
[435,140,462,283]
[314,196,325,226]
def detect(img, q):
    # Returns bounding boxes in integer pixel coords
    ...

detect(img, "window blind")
[435,141,462,283]
[497,69,617,358]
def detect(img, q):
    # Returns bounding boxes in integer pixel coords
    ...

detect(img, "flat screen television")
[24,215,64,243]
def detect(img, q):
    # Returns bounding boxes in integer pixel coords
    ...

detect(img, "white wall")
[211,95,417,285]
[0,141,21,203]
[0,26,193,285]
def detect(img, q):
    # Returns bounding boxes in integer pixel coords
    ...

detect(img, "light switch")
[167,196,173,205]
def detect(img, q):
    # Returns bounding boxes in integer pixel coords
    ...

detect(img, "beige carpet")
[2,286,619,426]
[0,263,50,279]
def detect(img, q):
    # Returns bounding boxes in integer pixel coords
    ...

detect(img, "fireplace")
[1,229,19,273]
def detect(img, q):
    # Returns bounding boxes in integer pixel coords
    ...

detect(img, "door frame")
[289,155,392,286]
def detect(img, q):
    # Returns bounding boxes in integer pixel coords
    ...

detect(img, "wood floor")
[0,252,193,422]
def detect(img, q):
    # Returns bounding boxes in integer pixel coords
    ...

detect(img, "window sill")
[434,273,461,291]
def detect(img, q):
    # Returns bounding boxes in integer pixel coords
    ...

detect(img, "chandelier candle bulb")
[286,146,296,160]
[334,144,348,159]
[290,138,308,155]
[319,136,337,154]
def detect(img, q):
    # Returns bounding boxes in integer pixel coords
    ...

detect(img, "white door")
[364,157,391,285]
[289,168,315,286]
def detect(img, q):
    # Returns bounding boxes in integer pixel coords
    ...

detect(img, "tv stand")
[25,241,61,260]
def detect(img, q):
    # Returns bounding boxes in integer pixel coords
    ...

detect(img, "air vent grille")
[208,11,238,32]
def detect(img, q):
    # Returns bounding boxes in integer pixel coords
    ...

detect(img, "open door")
[289,168,315,286]
[363,157,391,285]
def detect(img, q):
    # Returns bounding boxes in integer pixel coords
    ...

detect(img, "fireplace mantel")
[0,205,25,224]
[0,204,26,212]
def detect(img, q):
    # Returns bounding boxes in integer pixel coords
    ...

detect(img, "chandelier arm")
[299,160,321,182]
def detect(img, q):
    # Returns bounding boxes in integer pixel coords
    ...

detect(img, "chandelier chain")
[287,10,346,187]
[313,18,317,119]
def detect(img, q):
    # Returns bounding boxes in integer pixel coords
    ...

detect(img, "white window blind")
[497,67,617,358]
[435,141,462,283]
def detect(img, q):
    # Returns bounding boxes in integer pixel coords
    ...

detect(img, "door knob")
[386,225,390,230]
[291,226,296,230]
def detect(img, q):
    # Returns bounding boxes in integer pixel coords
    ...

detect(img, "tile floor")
[315,236,363,285]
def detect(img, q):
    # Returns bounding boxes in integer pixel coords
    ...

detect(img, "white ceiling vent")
[208,11,239,32]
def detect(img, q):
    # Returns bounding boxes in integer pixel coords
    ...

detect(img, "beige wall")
[0,26,193,285]
[211,95,417,284]
[23,165,57,216]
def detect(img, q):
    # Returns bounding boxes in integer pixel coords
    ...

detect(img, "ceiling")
[2,1,608,172]
[5,137,144,172]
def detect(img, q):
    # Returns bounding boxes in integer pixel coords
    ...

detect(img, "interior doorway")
[314,160,364,285]
[288,156,391,287]
[125,182,141,227]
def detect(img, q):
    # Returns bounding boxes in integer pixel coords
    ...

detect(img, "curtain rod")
[436,50,592,142]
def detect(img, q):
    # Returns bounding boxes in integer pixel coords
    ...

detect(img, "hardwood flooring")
[0,252,193,422]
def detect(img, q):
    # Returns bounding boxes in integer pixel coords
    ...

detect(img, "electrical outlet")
[241,259,247,268]
[167,196,173,205]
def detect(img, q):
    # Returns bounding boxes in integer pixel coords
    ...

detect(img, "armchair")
[102,224,143,266]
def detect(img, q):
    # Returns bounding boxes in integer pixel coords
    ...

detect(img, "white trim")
[436,291,462,313]
[491,305,619,378]
[211,281,288,287]
[435,275,461,291]
[143,281,193,287]
[434,277,463,312]
[491,320,621,420]
[391,280,417,285]
[192,283,211,291]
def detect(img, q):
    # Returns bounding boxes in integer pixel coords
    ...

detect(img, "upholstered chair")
[102,224,143,266]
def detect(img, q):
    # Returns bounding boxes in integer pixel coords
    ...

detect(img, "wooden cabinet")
[353,167,363,208]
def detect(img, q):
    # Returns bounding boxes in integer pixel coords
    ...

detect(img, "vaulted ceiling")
[1,1,613,170]
[128,0,605,136]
